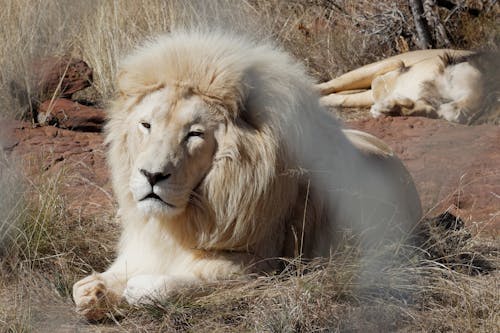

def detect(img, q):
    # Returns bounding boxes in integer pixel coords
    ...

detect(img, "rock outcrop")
[9,56,97,127]
[31,56,93,99]
[38,98,106,132]
[1,120,111,219]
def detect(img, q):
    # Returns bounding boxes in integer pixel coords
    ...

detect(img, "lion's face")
[125,87,222,216]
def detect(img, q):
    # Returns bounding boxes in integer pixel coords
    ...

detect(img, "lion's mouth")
[140,192,176,208]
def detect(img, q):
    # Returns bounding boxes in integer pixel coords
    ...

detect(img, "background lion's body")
[318,50,499,124]
[73,30,422,320]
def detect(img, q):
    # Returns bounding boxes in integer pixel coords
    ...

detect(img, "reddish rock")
[1,120,112,219]
[32,56,93,98]
[8,57,93,119]
[348,116,499,233]
[38,99,106,132]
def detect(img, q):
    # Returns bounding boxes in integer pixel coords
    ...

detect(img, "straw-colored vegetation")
[0,0,498,332]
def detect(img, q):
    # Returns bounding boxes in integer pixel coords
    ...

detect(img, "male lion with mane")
[73,30,422,320]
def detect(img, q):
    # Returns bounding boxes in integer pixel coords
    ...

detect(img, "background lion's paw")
[72,274,115,321]
[370,103,387,118]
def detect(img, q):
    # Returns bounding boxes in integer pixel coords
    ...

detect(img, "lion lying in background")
[317,49,497,124]
[73,31,422,321]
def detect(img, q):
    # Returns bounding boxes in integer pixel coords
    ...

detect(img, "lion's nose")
[140,169,171,186]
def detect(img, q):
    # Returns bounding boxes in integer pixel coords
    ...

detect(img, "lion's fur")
[73,30,422,320]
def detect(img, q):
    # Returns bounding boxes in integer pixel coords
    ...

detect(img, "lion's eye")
[186,131,204,139]
[141,122,151,130]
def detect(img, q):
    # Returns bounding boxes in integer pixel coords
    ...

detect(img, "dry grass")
[0,0,499,332]
[0,152,118,332]
[87,215,497,332]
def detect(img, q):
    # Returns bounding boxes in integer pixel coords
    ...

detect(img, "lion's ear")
[116,69,163,97]
[116,70,136,96]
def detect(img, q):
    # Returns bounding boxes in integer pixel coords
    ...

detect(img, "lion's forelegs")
[319,90,374,108]
[123,274,200,304]
[72,268,127,321]
[123,252,254,305]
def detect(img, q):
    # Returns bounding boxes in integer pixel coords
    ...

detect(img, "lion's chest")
[120,217,198,276]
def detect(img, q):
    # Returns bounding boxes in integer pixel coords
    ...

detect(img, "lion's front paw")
[371,98,414,118]
[73,274,119,321]
[123,275,166,305]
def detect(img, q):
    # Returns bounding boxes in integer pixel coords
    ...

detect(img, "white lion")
[317,49,487,124]
[73,30,422,320]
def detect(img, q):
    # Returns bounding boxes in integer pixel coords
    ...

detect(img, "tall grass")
[0,1,87,119]
[0,0,270,118]
[0,151,118,331]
